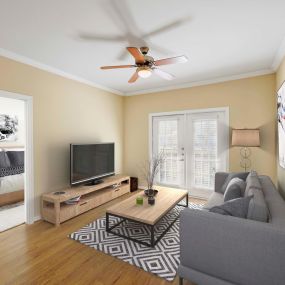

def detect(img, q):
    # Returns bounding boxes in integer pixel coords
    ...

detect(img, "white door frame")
[149,107,230,187]
[0,90,34,224]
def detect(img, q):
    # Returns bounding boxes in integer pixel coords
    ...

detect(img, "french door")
[151,109,228,197]
[152,115,185,188]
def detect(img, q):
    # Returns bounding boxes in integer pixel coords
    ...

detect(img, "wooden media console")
[41,174,130,226]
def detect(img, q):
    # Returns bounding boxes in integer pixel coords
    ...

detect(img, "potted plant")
[141,151,165,205]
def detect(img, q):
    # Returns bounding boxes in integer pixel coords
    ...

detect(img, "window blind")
[192,118,218,189]
[157,120,179,185]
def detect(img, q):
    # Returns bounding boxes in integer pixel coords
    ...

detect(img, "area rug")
[69,202,203,281]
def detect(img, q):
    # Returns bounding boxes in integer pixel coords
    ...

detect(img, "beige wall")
[0,56,124,217]
[124,74,276,186]
[276,57,285,198]
[0,54,278,216]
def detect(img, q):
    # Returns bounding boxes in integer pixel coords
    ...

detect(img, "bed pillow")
[0,151,11,168]
[209,196,253,218]
[6,151,24,166]
[224,178,246,201]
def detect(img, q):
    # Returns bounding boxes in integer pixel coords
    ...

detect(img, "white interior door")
[152,115,185,188]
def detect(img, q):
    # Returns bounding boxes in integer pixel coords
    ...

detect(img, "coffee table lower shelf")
[106,195,188,247]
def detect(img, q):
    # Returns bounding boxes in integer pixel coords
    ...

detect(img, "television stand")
[41,174,130,226]
[84,179,104,186]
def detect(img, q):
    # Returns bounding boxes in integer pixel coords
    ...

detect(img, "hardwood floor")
[0,192,204,285]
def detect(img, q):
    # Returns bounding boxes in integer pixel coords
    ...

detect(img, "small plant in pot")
[141,151,165,205]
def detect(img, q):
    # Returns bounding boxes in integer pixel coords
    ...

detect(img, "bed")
[0,149,24,207]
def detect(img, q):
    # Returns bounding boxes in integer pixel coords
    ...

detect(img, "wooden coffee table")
[106,187,188,247]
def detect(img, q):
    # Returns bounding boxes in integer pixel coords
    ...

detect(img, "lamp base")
[240,147,251,172]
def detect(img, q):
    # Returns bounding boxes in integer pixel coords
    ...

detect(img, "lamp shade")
[232,129,260,147]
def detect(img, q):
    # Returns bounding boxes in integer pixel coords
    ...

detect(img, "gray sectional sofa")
[178,172,285,285]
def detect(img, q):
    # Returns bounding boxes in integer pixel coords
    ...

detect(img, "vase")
[148,196,155,205]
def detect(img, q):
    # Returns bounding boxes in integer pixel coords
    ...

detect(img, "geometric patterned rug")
[69,202,203,282]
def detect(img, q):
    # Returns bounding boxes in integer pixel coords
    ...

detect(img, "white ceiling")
[0,0,285,95]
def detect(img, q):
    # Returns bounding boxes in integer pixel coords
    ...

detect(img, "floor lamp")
[232,129,260,172]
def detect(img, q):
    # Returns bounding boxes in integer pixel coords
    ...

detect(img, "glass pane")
[192,118,217,189]
[157,120,181,185]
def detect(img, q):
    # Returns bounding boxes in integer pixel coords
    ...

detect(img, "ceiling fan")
[100,47,188,83]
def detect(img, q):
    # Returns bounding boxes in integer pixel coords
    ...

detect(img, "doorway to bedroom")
[0,91,33,232]
[0,96,25,232]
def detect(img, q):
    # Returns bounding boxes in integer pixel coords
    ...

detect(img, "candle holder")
[136,196,143,205]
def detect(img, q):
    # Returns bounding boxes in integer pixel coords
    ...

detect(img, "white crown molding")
[0,47,277,97]
[0,48,124,96]
[124,69,275,96]
[271,35,285,71]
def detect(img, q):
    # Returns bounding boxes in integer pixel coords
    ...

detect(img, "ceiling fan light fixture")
[137,67,152,78]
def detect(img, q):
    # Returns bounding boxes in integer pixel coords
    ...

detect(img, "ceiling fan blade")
[101,65,136,70]
[144,17,191,38]
[153,68,174,80]
[79,33,124,42]
[154,55,188,66]
[128,71,139,83]
[126,47,145,64]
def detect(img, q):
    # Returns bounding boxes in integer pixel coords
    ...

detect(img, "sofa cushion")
[203,192,224,209]
[0,151,11,168]
[209,196,253,218]
[247,187,269,222]
[224,178,245,202]
[245,171,262,197]
[259,175,285,227]
[221,172,249,194]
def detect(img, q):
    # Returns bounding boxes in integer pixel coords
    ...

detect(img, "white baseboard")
[33,215,42,222]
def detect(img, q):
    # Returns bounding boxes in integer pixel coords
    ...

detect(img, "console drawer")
[113,185,130,198]
[77,200,94,214]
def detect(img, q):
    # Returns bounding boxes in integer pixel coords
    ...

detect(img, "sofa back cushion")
[224,178,245,201]
[247,187,269,222]
[259,175,285,228]
[245,171,262,196]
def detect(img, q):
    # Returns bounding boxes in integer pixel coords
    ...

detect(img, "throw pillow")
[221,172,249,193]
[209,195,253,218]
[224,177,246,201]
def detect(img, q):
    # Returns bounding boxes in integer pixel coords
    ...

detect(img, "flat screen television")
[70,143,115,186]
